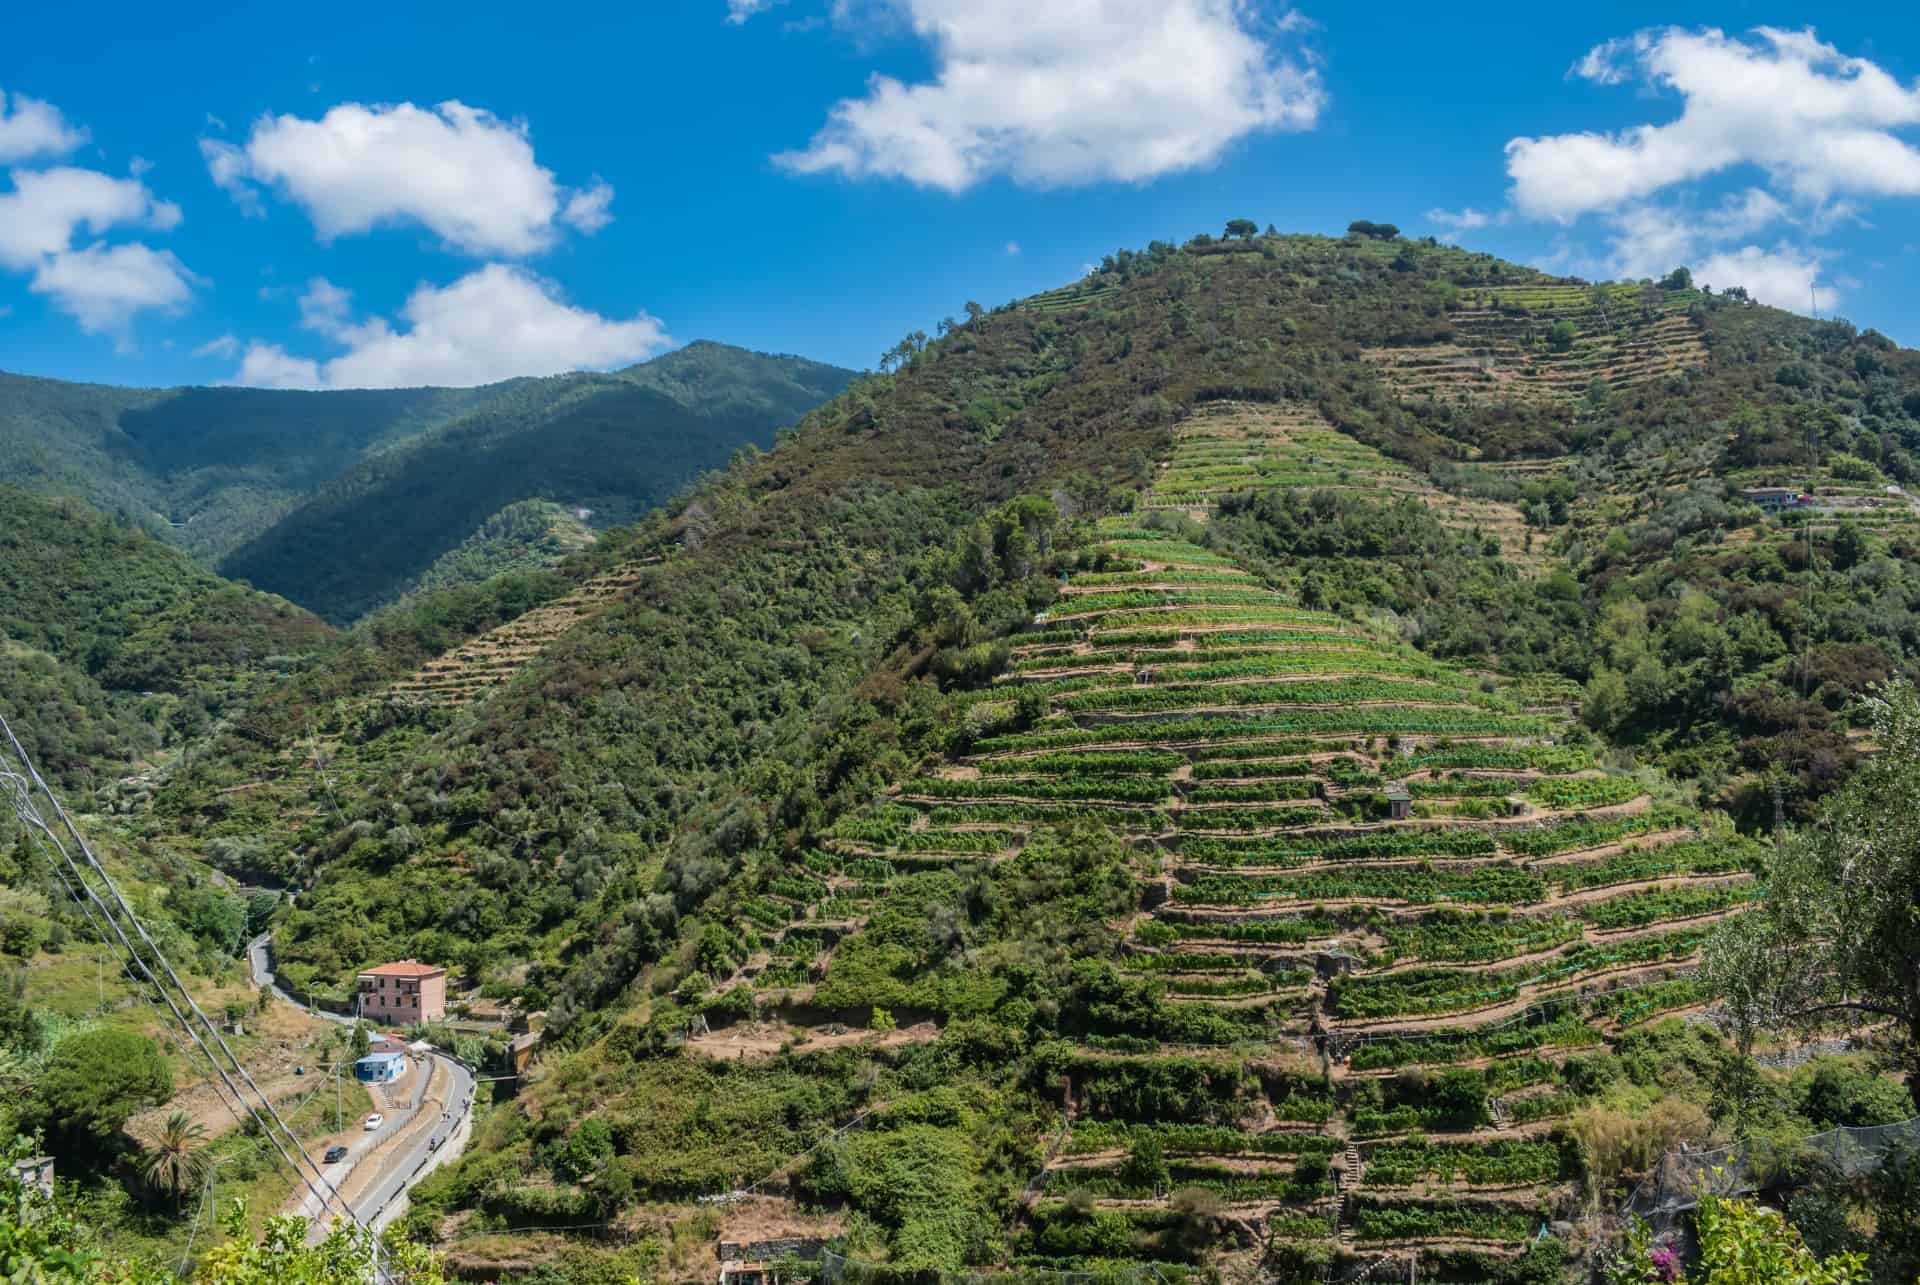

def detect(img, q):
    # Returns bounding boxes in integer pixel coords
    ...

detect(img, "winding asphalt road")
[247,935,475,1234]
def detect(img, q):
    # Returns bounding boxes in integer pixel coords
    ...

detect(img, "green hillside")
[10,229,1920,1280]
[0,487,335,791]
[0,373,498,559]
[393,498,597,600]
[0,342,853,623]
[218,342,854,622]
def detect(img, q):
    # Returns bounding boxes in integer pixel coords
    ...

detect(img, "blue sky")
[2,1,1917,389]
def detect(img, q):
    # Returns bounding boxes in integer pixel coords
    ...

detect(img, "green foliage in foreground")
[1707,679,1920,1094]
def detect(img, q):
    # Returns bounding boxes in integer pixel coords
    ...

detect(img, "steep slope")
[0,487,335,790]
[96,230,1920,1277]
[773,420,1740,1276]
[391,499,598,602]
[218,343,855,622]
[0,372,499,559]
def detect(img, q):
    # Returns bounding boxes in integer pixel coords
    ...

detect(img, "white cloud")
[1571,37,1637,87]
[559,178,614,233]
[234,342,322,389]
[1701,187,1788,240]
[0,163,196,336]
[1604,205,1699,282]
[775,0,1325,191]
[30,243,196,335]
[0,89,85,163]
[1693,244,1837,312]
[296,276,354,337]
[193,334,240,359]
[1426,206,1507,231]
[1004,240,1020,256]
[0,167,177,269]
[1508,27,1920,222]
[725,0,781,22]
[199,137,260,215]
[228,263,672,390]
[1596,200,1836,314]
[204,100,612,255]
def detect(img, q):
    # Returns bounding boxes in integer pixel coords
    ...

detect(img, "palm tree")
[141,1110,210,1206]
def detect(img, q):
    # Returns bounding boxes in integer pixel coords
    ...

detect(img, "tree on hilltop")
[1347,220,1400,240]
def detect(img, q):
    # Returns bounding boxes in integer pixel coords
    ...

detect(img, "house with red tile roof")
[356,959,447,1024]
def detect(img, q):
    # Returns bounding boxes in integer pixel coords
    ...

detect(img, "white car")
[363,1113,386,1131]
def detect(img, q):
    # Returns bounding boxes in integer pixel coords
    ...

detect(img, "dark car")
[323,1145,349,1164]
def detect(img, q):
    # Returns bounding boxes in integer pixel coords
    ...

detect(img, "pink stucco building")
[356,959,447,1024]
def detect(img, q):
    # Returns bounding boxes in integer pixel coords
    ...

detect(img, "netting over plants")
[1624,1116,1920,1229]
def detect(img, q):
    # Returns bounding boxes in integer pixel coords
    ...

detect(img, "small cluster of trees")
[1347,220,1401,241]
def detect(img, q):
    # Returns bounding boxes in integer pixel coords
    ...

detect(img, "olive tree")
[1703,679,1920,1096]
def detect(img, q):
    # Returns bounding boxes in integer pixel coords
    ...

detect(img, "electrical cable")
[0,713,377,1261]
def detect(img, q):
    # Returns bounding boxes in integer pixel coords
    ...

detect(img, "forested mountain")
[219,342,854,622]
[0,342,853,622]
[0,374,499,560]
[10,229,1920,1281]
[0,486,334,791]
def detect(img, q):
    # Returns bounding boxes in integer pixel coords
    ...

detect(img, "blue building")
[354,1051,406,1083]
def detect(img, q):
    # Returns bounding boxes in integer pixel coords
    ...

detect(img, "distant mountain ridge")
[0,342,854,621]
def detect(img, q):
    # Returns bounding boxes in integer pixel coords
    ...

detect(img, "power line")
[0,713,377,1264]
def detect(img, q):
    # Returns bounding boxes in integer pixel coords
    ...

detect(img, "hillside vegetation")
[393,499,597,601]
[0,374,497,560]
[8,228,1920,1280]
[1,342,852,622]
[0,487,334,791]
[220,342,853,622]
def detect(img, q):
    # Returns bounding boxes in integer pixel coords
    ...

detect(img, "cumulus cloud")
[775,0,1325,191]
[1596,197,1834,311]
[0,89,86,163]
[1693,245,1837,312]
[560,178,615,233]
[228,263,672,390]
[29,243,196,335]
[234,342,322,389]
[1508,27,1920,222]
[296,276,354,337]
[0,163,196,334]
[204,100,613,256]
[0,167,179,269]
[725,0,781,21]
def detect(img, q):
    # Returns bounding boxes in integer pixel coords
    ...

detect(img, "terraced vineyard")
[727,408,1761,1278]
[384,558,657,705]
[1144,401,1543,569]
[1365,282,1707,408]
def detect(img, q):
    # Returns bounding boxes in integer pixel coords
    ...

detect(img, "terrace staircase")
[1335,1143,1363,1248]
[383,557,659,706]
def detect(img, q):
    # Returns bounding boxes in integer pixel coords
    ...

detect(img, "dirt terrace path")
[685,1019,941,1062]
